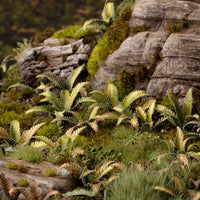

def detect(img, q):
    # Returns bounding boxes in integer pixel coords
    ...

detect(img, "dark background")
[0,0,122,60]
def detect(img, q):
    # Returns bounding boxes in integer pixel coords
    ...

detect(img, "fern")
[10,120,21,142]
[37,73,65,89]
[7,83,39,94]
[25,105,56,115]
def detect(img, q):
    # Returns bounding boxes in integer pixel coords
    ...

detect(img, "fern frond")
[116,0,135,18]
[130,115,139,128]
[154,186,176,197]
[94,112,119,121]
[0,173,11,200]
[168,91,184,127]
[71,147,88,157]
[63,187,96,197]
[153,117,168,129]
[66,82,89,111]
[122,90,151,109]
[20,122,46,145]
[36,81,53,91]
[10,188,21,200]
[176,127,184,151]
[88,121,99,132]
[117,115,129,126]
[136,107,146,122]
[74,97,96,109]
[107,83,118,107]
[183,88,193,118]
[89,106,100,120]
[0,127,9,138]
[18,188,34,200]
[25,105,56,115]
[65,65,84,90]
[147,101,156,123]
[33,136,54,147]
[57,163,83,177]
[174,176,186,193]
[102,2,115,22]
[37,73,65,89]
[7,83,38,94]
[43,190,61,200]
[162,140,175,153]
[10,120,20,142]
[83,19,109,30]
[40,91,64,111]
[66,126,86,143]
[31,141,49,148]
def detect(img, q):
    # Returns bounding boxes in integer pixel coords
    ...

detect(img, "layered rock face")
[92,0,200,99]
[18,38,94,87]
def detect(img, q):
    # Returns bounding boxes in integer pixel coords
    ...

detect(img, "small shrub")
[11,145,43,163]
[17,178,29,187]
[44,168,57,177]
[5,161,18,170]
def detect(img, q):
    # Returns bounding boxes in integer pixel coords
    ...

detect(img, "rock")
[18,38,94,87]
[92,0,200,99]
[0,157,74,200]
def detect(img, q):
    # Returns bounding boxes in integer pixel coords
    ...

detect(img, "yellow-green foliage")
[131,25,147,34]
[52,25,96,39]
[167,19,189,34]
[0,111,22,126]
[17,178,29,187]
[87,7,132,75]
[36,123,61,138]
[5,161,18,170]
[117,69,136,100]
[44,168,57,177]
[11,145,43,163]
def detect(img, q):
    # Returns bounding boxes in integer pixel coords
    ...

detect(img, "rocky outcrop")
[0,157,74,200]
[18,38,94,87]
[92,0,200,99]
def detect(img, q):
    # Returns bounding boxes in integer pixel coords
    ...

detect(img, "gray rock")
[92,0,200,99]
[18,39,94,87]
[0,157,74,200]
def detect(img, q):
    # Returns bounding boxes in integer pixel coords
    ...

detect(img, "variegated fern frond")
[65,65,84,90]
[183,88,193,118]
[0,173,11,200]
[10,120,20,143]
[37,73,65,89]
[25,105,56,115]
[33,136,54,148]
[7,83,39,94]
[19,122,46,145]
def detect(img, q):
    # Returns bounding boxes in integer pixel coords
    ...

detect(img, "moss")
[17,178,29,187]
[167,19,189,34]
[60,39,69,46]
[5,161,18,170]
[33,52,47,62]
[35,123,61,138]
[52,25,96,39]
[131,25,147,34]
[44,168,57,177]
[118,69,136,99]
[34,27,55,44]
[135,65,148,83]
[62,54,69,63]
[87,7,132,76]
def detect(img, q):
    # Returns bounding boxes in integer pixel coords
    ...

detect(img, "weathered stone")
[19,39,94,87]
[92,0,200,99]
[0,157,74,200]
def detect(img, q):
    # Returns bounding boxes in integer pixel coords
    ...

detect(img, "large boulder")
[92,0,200,99]
[18,38,94,87]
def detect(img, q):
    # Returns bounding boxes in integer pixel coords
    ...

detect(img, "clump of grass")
[5,161,18,170]
[11,145,43,163]
[17,178,29,187]
[44,168,57,177]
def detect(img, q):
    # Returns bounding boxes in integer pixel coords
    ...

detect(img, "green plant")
[87,5,132,75]
[5,161,18,170]
[60,161,126,199]
[32,126,88,164]
[34,27,55,44]
[17,178,29,187]
[52,25,96,39]
[157,88,199,130]
[79,1,116,33]
[107,168,175,200]
[0,120,45,147]
[13,38,32,61]
[11,145,44,163]
[167,19,189,34]
[44,168,57,177]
